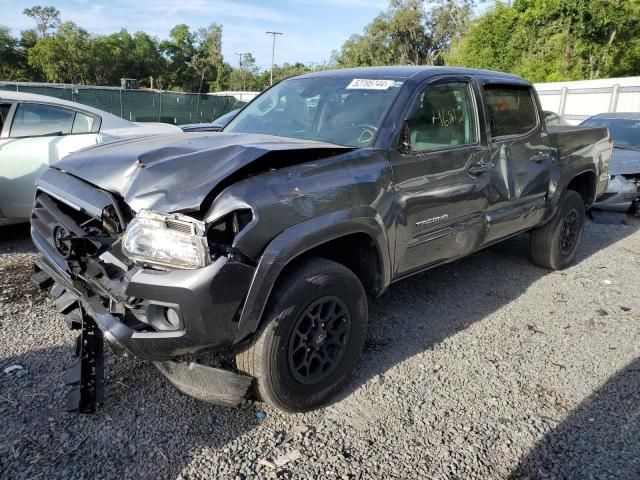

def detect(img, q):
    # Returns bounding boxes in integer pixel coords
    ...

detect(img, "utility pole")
[234,52,250,91]
[266,31,283,86]
[308,61,316,72]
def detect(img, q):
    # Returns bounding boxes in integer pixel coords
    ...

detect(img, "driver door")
[391,79,491,277]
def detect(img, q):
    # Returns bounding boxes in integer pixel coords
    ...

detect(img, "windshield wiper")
[614,145,640,151]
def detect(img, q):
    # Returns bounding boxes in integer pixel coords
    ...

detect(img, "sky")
[1,0,390,70]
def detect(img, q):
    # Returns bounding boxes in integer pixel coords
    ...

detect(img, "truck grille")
[30,169,132,283]
[32,191,110,265]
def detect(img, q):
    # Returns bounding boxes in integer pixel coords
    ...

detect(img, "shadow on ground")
[509,357,640,479]
[0,224,34,254]
[340,218,638,399]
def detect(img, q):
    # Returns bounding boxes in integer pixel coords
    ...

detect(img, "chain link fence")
[0,82,246,125]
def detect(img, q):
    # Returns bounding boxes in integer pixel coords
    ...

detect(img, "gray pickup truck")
[31,67,610,413]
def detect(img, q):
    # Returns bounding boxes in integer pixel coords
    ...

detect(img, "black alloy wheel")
[288,296,352,385]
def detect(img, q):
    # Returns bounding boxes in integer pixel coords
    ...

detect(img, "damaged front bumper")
[32,245,255,362]
[30,169,259,411]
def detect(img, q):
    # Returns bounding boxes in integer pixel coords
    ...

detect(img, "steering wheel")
[354,124,378,145]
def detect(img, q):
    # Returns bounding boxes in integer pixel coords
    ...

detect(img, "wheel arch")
[566,170,597,208]
[235,208,391,342]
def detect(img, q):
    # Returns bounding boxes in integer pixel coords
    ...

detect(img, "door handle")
[530,152,550,163]
[467,162,491,176]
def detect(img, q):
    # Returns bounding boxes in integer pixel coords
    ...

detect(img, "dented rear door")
[482,82,553,242]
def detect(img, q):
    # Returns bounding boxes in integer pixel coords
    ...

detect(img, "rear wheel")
[530,190,585,270]
[236,258,368,412]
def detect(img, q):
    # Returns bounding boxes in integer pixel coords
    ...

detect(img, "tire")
[236,257,368,412]
[530,190,585,270]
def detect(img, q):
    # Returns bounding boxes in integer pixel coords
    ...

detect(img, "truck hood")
[610,147,640,176]
[54,132,351,213]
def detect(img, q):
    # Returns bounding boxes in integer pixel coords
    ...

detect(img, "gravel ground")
[0,218,639,480]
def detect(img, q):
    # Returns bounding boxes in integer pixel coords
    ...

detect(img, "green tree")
[448,0,640,81]
[90,30,165,86]
[254,62,313,89]
[212,62,233,91]
[23,6,61,37]
[229,52,259,90]
[334,0,430,67]
[333,0,476,67]
[130,32,166,87]
[0,26,28,80]
[427,0,475,64]
[27,21,92,83]
[189,24,224,93]
[161,24,197,91]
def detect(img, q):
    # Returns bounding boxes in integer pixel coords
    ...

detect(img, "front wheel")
[530,190,585,270]
[236,258,368,412]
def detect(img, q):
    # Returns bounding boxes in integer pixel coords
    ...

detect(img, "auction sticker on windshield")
[346,79,397,90]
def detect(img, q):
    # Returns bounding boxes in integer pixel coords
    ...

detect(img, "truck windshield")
[581,118,640,150]
[224,76,405,147]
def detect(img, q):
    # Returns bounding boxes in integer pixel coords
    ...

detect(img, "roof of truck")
[296,66,527,83]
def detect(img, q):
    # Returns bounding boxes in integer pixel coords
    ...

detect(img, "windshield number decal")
[346,79,396,90]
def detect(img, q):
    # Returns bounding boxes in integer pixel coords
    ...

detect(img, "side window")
[404,82,478,152]
[72,112,95,133]
[10,103,74,137]
[0,103,12,133]
[484,85,537,137]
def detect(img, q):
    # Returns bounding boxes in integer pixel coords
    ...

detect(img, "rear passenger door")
[391,79,491,277]
[482,83,554,242]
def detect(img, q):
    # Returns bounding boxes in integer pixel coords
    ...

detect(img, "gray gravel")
[1,219,639,479]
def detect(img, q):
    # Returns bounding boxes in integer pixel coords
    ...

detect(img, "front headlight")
[122,210,210,269]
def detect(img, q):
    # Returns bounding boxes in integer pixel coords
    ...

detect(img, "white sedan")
[0,91,181,226]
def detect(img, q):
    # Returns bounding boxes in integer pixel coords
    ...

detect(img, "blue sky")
[1,0,390,70]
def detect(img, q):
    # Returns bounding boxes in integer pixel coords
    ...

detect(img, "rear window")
[484,85,537,137]
[72,112,94,133]
[580,117,640,150]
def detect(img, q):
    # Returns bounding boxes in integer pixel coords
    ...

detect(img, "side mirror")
[397,121,412,154]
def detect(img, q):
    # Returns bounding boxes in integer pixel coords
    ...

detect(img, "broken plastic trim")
[207,209,254,258]
[63,314,105,414]
[154,361,253,407]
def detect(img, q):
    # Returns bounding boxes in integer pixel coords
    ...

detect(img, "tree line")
[334,0,639,82]
[0,6,317,91]
[1,1,638,92]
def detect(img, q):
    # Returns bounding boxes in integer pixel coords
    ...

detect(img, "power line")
[266,31,283,86]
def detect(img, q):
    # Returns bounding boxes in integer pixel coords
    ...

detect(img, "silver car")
[581,113,640,212]
[0,91,181,226]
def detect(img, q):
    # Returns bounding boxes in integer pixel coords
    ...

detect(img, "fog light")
[165,308,181,329]
[146,304,183,331]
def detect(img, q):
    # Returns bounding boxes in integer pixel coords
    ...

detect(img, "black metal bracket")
[63,313,105,414]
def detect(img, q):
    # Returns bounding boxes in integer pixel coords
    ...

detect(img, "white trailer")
[534,76,640,125]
